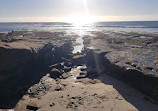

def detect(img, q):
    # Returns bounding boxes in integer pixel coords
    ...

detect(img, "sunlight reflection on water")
[71,23,91,54]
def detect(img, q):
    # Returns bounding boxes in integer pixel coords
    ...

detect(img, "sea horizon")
[1,21,158,33]
[0,20,158,23]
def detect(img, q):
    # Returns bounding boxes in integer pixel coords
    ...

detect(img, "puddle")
[142,50,155,55]
[146,58,155,64]
[68,66,81,81]
[139,36,152,39]
[145,69,158,74]
[87,46,95,49]
[25,31,33,34]
[131,45,142,48]
[72,36,84,54]
[133,61,139,65]
[125,63,142,72]
[138,56,155,65]
[18,35,24,38]
[67,65,87,85]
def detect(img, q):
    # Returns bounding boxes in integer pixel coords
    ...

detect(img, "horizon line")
[0,20,158,23]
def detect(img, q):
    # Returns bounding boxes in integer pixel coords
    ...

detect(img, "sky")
[0,0,158,22]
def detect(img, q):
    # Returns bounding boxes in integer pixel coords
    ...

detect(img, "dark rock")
[63,67,71,72]
[80,72,87,75]
[76,71,87,79]
[64,62,73,67]
[92,93,97,96]
[50,103,55,107]
[60,73,71,79]
[80,67,87,71]
[60,96,64,98]
[26,105,39,111]
[49,63,64,69]
[145,67,153,70]
[50,68,62,78]
[131,63,137,67]
[125,62,131,65]
[77,74,87,79]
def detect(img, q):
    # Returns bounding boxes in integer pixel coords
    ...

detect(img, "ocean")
[0,21,158,33]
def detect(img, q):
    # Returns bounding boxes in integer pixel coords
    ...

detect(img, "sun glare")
[64,16,95,26]
[62,0,97,26]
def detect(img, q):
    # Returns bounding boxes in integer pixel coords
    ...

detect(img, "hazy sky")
[0,0,158,22]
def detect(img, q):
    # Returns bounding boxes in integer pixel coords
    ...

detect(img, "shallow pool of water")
[72,36,84,54]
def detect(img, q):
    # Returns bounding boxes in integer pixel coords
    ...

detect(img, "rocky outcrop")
[0,42,72,109]
[84,49,158,102]
[82,31,158,102]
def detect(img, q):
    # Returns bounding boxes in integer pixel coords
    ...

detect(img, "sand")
[13,66,158,111]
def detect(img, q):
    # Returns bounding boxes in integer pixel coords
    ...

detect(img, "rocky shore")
[0,31,158,111]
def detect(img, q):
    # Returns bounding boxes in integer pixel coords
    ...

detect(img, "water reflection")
[71,23,92,54]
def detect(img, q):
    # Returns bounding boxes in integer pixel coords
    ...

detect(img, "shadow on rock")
[83,49,158,111]
[0,42,72,109]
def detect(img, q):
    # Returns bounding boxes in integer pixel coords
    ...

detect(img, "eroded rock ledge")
[0,31,73,108]
[83,31,158,102]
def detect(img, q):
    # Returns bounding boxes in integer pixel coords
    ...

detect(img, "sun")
[62,0,96,25]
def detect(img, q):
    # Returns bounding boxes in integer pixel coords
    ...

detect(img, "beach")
[0,22,158,111]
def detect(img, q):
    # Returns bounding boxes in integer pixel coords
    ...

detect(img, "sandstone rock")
[28,84,46,97]
[66,102,77,109]
[49,63,64,69]
[50,68,62,78]
[154,60,158,65]
[55,85,63,91]
[64,62,73,67]
[76,78,101,84]
[27,81,51,98]
[73,55,85,59]
[77,72,87,79]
